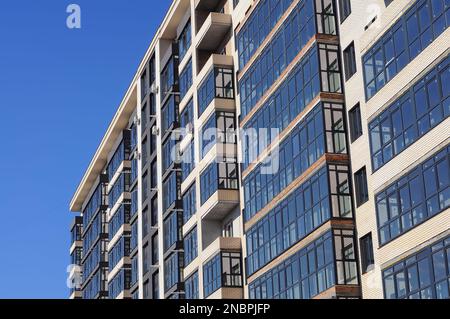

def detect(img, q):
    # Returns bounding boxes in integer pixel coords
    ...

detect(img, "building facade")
[68,0,450,299]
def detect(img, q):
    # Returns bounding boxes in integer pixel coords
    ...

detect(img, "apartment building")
[68,0,449,300]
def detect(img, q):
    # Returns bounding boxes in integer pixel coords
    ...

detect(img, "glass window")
[382,235,450,299]
[163,211,181,252]
[198,67,234,117]
[200,159,239,205]
[161,95,179,135]
[164,253,182,291]
[203,252,243,297]
[163,172,178,213]
[200,111,236,159]
[343,41,357,80]
[249,230,357,299]
[161,58,176,101]
[354,167,369,207]
[182,183,197,224]
[178,20,191,61]
[369,56,449,171]
[184,227,198,266]
[349,103,363,142]
[360,233,375,273]
[185,271,199,299]
[179,59,192,101]
[375,145,449,245]
[338,0,351,22]
[363,0,449,100]
[246,165,353,276]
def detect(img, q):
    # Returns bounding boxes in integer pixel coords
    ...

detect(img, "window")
[200,111,236,159]
[184,227,198,266]
[163,211,181,251]
[363,0,449,100]
[354,167,369,207]
[343,42,357,80]
[239,37,342,119]
[183,183,197,224]
[360,233,375,273]
[141,70,148,99]
[348,103,363,142]
[185,271,199,299]
[338,0,351,22]
[108,269,131,299]
[151,195,158,226]
[131,221,138,251]
[161,58,176,100]
[245,165,353,275]
[178,20,191,62]
[179,59,192,100]
[142,138,148,168]
[108,204,130,241]
[369,56,449,171]
[131,189,138,218]
[223,221,233,237]
[143,280,149,299]
[152,271,159,299]
[164,253,182,291]
[319,43,342,93]
[249,230,358,299]
[130,124,137,151]
[131,255,139,287]
[236,0,337,74]
[151,160,157,189]
[200,159,239,205]
[141,103,148,134]
[107,138,131,182]
[376,145,449,245]
[203,252,243,297]
[143,243,150,274]
[198,67,234,117]
[161,95,179,135]
[142,172,148,204]
[383,235,450,299]
[181,140,195,181]
[152,233,159,265]
[180,99,194,130]
[108,173,130,209]
[163,172,178,213]
[142,208,149,239]
[243,103,349,221]
[162,135,179,173]
[131,158,138,184]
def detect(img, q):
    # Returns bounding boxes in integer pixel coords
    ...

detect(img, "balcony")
[203,250,244,299]
[203,236,241,260]
[200,188,239,221]
[196,12,231,52]
[197,55,235,119]
[70,216,83,254]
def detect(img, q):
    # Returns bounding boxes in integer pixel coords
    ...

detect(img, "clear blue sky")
[0,0,171,298]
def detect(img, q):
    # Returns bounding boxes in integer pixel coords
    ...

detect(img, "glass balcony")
[203,251,243,299]
[200,159,240,220]
[197,61,235,117]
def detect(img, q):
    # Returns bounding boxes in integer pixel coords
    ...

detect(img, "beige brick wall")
[339,0,450,299]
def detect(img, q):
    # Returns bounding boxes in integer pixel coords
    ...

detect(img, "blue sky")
[0,0,171,298]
